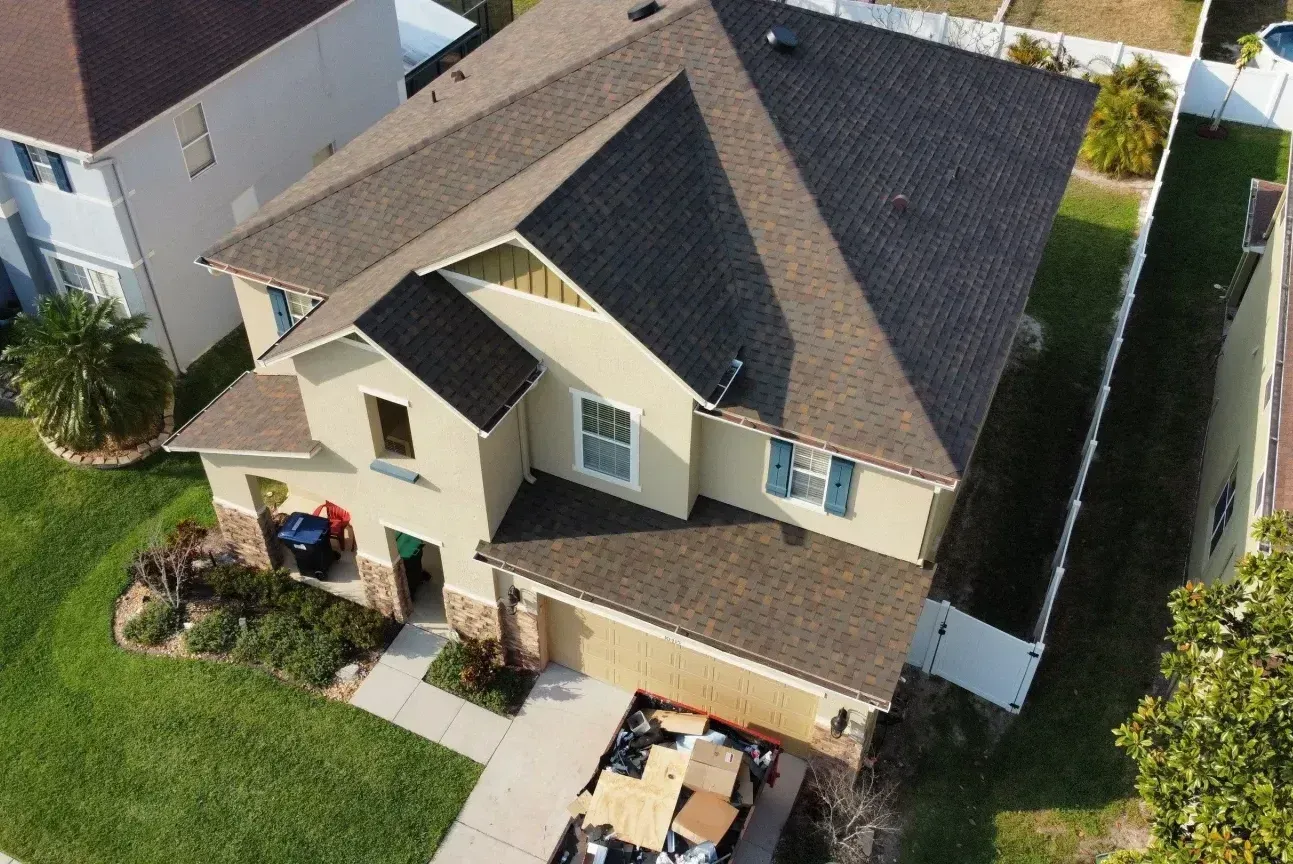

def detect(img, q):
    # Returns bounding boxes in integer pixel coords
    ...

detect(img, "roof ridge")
[206,0,707,258]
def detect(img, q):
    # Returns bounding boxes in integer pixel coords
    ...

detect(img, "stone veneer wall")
[444,587,503,643]
[500,594,548,671]
[214,501,280,570]
[808,722,866,775]
[357,556,412,622]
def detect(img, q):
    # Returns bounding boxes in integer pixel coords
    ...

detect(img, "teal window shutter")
[766,439,792,497]
[268,287,292,336]
[825,456,854,516]
[47,152,73,193]
[13,143,37,183]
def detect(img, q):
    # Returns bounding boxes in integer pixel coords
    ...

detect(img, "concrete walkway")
[0,852,20,863]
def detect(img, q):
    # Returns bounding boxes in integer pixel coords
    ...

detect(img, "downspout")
[517,397,536,484]
[88,156,180,369]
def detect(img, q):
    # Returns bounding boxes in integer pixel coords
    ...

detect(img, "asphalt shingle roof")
[478,471,932,708]
[356,272,541,431]
[0,0,351,153]
[206,0,1095,481]
[166,372,317,456]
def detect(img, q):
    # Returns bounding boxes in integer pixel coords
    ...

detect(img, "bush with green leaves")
[426,639,535,716]
[233,612,345,688]
[123,601,182,646]
[1,293,173,451]
[1081,55,1174,178]
[1113,512,1293,863]
[203,564,296,608]
[184,607,241,654]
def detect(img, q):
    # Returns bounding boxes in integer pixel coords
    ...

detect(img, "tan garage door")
[547,600,819,753]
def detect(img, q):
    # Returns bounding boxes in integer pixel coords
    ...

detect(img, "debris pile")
[555,693,782,864]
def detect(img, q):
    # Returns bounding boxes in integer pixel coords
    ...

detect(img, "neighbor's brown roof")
[1246,179,1286,249]
[166,372,317,456]
[0,0,350,152]
[478,472,932,708]
[205,0,1095,482]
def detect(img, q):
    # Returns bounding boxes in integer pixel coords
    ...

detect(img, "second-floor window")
[175,103,216,178]
[573,390,639,487]
[13,142,73,192]
[47,254,128,318]
[1210,466,1238,553]
[766,438,856,516]
[788,445,831,508]
[366,393,415,459]
[267,287,318,336]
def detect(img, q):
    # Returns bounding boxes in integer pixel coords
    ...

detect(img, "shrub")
[425,639,535,716]
[1081,56,1173,178]
[1,293,173,451]
[457,635,501,690]
[205,564,295,609]
[184,607,241,654]
[233,612,344,688]
[320,601,386,652]
[124,601,182,646]
[1006,33,1050,67]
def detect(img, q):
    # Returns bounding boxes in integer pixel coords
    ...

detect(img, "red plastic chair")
[312,501,353,551]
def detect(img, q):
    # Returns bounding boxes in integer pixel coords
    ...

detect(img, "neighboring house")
[167,0,1093,766]
[1188,154,1293,584]
[0,0,405,370]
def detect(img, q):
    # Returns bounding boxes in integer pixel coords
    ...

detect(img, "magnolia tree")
[1113,513,1293,862]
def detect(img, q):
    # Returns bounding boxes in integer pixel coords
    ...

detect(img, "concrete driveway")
[432,664,632,863]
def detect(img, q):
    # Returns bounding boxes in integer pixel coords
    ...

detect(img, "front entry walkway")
[349,626,633,863]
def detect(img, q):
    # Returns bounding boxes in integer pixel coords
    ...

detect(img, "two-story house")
[0,0,406,370]
[1187,150,1293,583]
[167,0,1094,763]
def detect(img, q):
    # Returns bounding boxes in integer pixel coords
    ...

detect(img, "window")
[48,255,127,317]
[573,391,638,486]
[788,445,831,508]
[175,103,215,177]
[1210,467,1238,553]
[367,393,415,458]
[312,142,335,168]
[267,287,318,336]
[13,142,72,192]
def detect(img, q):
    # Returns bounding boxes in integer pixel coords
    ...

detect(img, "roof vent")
[628,0,659,21]
[450,69,466,82]
[890,194,909,213]
[766,25,798,52]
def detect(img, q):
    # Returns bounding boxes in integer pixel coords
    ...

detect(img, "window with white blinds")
[789,445,831,507]
[573,391,639,487]
[48,255,128,318]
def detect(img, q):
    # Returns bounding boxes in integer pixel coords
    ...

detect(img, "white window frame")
[282,289,316,327]
[27,147,59,186]
[175,103,216,179]
[786,443,831,510]
[1210,466,1238,554]
[571,388,640,490]
[44,251,129,318]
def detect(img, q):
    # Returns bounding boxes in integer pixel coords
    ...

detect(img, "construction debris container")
[277,512,336,578]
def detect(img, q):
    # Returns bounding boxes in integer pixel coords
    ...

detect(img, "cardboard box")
[671,791,739,845]
[642,708,709,735]
[683,740,743,797]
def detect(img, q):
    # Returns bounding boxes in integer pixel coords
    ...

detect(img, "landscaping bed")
[425,636,537,716]
[114,520,398,701]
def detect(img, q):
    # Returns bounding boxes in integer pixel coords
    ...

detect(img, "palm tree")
[1007,34,1051,68]
[2,293,173,451]
[1081,82,1172,177]
[1211,34,1264,132]
[1095,54,1176,103]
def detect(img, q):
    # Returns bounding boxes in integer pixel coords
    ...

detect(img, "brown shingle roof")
[206,0,1094,482]
[477,471,932,708]
[1246,179,1286,249]
[166,372,317,456]
[0,0,350,152]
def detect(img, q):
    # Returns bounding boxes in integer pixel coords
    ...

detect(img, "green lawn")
[899,123,1290,864]
[0,331,480,864]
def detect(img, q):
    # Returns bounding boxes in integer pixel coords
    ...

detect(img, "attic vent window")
[767,25,798,52]
[708,358,744,407]
[628,0,659,21]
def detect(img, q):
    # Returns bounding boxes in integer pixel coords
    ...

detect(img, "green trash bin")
[395,531,425,586]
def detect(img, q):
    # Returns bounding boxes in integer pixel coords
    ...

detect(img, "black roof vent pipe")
[767,25,798,52]
[628,0,659,21]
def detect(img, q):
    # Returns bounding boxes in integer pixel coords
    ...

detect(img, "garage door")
[547,600,819,752]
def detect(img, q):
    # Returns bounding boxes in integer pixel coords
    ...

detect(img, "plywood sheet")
[643,708,709,735]
[583,767,682,851]
[641,745,688,786]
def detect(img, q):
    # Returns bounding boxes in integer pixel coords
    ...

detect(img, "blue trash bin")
[277,512,336,578]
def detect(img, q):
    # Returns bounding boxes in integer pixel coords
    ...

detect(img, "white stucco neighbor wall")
[66,0,401,370]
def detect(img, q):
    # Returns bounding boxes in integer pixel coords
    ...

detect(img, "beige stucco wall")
[1189,201,1287,584]
[443,270,698,519]
[696,414,945,565]
[201,340,519,599]
[230,276,289,368]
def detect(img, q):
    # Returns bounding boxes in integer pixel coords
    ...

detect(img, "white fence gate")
[907,599,1045,712]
